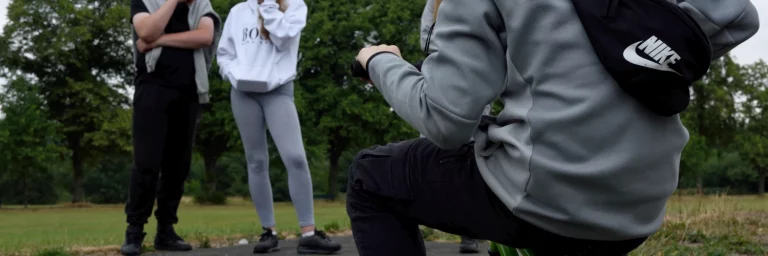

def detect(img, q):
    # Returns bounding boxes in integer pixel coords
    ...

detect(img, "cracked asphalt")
[146,236,488,256]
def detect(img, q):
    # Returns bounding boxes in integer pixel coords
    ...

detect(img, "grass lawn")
[0,198,350,256]
[1,195,767,255]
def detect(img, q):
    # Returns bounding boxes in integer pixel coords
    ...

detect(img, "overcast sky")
[0,0,6,34]
[0,0,766,64]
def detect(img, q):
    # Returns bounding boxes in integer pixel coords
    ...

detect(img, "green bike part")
[489,242,535,256]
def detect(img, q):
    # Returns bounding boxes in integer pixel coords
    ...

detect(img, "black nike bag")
[571,0,712,116]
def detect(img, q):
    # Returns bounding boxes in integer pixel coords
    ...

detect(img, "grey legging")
[231,82,315,228]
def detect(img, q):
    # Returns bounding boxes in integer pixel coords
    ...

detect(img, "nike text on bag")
[572,0,712,116]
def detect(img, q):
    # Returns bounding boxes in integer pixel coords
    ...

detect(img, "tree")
[85,107,133,157]
[82,107,133,203]
[0,111,8,209]
[738,61,768,195]
[0,78,65,208]
[0,0,132,202]
[295,0,421,200]
[83,154,133,204]
[680,54,745,195]
[188,0,244,204]
[737,133,767,195]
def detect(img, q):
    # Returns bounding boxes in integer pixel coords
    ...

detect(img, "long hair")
[259,0,287,41]
[433,0,442,22]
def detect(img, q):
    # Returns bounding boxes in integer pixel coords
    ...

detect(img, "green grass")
[0,198,349,256]
[403,195,768,256]
[1,196,767,256]
[630,195,768,255]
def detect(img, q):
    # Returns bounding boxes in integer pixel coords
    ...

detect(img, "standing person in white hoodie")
[217,0,342,254]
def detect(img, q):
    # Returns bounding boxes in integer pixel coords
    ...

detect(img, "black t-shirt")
[131,0,214,90]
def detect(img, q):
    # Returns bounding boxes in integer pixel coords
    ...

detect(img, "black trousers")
[125,84,200,226]
[346,138,647,256]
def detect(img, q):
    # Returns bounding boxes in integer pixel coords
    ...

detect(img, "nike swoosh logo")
[623,41,681,76]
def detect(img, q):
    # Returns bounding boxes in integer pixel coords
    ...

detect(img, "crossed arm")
[132,3,215,52]
[260,0,308,51]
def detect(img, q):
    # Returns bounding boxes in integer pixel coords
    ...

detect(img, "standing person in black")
[122,0,220,255]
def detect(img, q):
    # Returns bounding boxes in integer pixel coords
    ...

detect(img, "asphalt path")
[146,236,488,256]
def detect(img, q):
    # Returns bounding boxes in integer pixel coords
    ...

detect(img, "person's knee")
[346,142,413,200]
[346,149,369,195]
[348,149,365,176]
[134,157,162,175]
[283,154,308,172]
[347,146,379,186]
[247,158,269,175]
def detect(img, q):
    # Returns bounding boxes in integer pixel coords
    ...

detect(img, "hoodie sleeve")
[366,0,506,149]
[216,12,237,84]
[677,0,760,59]
[201,14,222,71]
[260,0,308,52]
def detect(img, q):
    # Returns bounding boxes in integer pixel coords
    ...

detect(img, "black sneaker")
[297,230,342,254]
[154,225,193,251]
[120,226,146,256]
[253,228,280,254]
[459,236,479,254]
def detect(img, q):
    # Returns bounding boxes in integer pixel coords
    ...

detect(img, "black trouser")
[125,84,200,226]
[346,138,647,256]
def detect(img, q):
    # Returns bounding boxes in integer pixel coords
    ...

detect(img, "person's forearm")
[134,1,178,42]
[154,30,214,49]
[260,0,307,50]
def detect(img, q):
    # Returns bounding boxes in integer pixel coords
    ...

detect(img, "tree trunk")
[327,131,346,201]
[202,149,222,196]
[71,148,85,203]
[693,83,706,197]
[67,133,86,203]
[23,176,28,209]
[758,170,766,196]
[696,175,704,196]
[327,149,341,201]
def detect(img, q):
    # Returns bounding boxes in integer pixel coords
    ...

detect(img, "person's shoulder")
[131,0,148,9]
[130,0,150,20]
[286,0,307,8]
[229,2,249,12]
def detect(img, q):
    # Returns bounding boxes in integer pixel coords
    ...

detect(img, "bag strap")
[424,22,436,54]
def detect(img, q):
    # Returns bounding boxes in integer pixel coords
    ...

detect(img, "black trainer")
[253,228,280,254]
[154,225,193,251]
[459,236,479,254]
[297,230,342,254]
[120,226,146,256]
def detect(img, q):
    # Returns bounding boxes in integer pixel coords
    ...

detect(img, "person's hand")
[258,0,264,4]
[136,39,156,53]
[355,44,402,85]
[356,44,402,70]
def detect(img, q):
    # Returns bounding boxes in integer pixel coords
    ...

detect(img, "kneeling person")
[346,0,759,255]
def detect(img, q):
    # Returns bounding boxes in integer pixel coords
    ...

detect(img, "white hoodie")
[217,0,307,92]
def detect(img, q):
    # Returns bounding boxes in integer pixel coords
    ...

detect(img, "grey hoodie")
[132,0,222,103]
[368,0,759,240]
